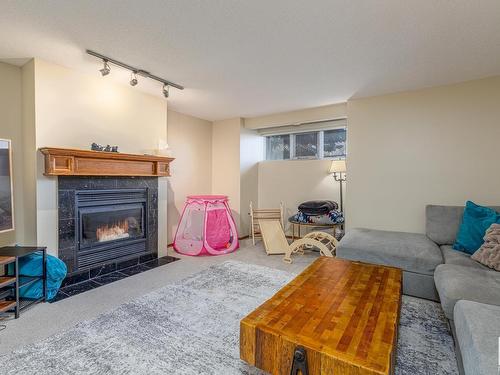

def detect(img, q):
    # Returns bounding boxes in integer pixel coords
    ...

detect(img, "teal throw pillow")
[453,201,500,254]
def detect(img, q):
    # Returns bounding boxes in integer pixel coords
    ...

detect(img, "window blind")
[257,118,347,136]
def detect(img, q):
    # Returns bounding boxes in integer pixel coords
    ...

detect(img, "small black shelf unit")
[0,246,47,319]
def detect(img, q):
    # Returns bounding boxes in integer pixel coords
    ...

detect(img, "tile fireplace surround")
[58,176,159,286]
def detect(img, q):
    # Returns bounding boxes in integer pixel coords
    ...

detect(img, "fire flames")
[96,220,130,242]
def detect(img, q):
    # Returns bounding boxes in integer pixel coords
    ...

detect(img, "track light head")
[99,60,110,76]
[130,71,138,86]
[162,84,170,98]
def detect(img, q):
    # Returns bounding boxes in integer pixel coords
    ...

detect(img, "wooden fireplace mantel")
[40,147,174,177]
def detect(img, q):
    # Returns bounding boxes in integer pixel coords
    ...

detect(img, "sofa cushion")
[426,205,465,245]
[454,300,500,375]
[426,204,500,246]
[434,263,500,319]
[337,228,443,275]
[453,201,500,254]
[440,245,488,270]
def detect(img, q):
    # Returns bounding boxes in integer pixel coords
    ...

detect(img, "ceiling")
[0,1,499,121]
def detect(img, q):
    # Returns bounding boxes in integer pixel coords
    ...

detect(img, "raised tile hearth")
[51,255,179,302]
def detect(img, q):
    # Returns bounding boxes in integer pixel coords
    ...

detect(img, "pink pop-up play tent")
[173,195,239,256]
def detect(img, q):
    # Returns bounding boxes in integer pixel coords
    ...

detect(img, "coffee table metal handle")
[290,346,309,375]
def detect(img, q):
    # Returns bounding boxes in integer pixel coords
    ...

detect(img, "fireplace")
[58,176,159,282]
[82,206,143,245]
[76,189,148,269]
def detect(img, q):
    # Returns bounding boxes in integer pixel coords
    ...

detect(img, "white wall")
[258,159,341,234]
[211,118,242,230]
[32,59,169,255]
[167,110,212,243]
[346,76,500,233]
[0,62,23,246]
[239,126,264,236]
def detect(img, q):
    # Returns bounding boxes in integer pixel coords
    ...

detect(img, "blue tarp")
[8,252,67,300]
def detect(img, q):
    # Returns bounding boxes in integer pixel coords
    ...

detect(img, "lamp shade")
[328,160,346,174]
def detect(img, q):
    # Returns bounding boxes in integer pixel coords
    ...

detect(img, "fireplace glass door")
[79,204,145,249]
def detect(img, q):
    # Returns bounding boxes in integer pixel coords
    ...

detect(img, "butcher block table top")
[240,257,402,375]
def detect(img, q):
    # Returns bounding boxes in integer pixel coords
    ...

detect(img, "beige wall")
[346,76,500,233]
[166,115,262,240]
[32,59,169,255]
[244,105,346,237]
[239,126,263,236]
[258,159,341,234]
[21,60,37,246]
[0,62,23,246]
[244,102,347,129]
[166,115,260,240]
[167,110,212,243]
[8,59,497,251]
[212,118,242,230]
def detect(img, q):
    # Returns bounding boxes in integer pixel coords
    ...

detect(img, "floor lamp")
[329,160,346,213]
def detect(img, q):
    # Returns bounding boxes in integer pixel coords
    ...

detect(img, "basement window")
[262,119,346,160]
[266,134,291,160]
[294,132,319,159]
[323,128,347,158]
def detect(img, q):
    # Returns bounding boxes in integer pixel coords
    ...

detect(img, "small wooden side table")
[289,220,342,241]
[0,246,47,318]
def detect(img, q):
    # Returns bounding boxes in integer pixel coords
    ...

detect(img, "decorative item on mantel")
[148,140,172,158]
[91,143,119,152]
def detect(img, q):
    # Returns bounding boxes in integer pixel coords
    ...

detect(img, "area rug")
[0,261,458,375]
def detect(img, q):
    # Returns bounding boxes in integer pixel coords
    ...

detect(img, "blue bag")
[8,252,67,300]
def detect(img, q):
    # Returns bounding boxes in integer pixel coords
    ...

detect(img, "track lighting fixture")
[162,84,170,98]
[99,60,111,76]
[87,50,183,98]
[130,71,138,86]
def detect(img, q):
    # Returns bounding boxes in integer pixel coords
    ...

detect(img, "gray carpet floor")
[0,242,316,354]
[0,260,458,375]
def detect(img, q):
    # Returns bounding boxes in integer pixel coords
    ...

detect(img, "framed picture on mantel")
[0,139,14,233]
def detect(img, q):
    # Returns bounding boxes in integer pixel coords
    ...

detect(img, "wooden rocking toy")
[282,231,338,264]
[257,216,338,263]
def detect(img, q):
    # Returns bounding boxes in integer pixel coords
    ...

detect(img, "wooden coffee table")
[240,257,402,375]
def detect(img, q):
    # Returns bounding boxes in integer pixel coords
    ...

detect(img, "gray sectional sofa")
[454,300,500,375]
[337,205,500,375]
